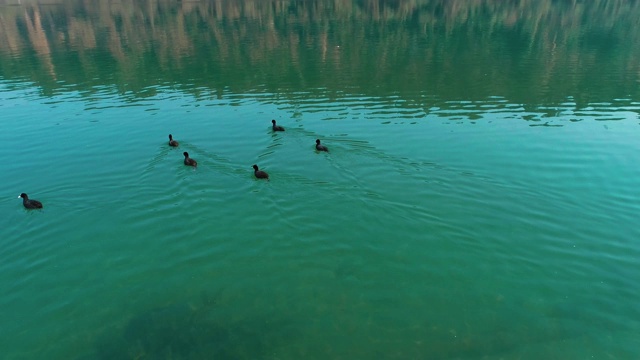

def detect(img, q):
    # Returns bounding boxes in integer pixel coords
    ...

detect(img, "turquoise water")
[2,1,640,359]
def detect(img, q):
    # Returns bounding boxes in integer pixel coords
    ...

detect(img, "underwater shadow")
[91,293,294,360]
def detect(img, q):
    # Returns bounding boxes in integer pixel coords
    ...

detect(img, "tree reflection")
[0,0,639,107]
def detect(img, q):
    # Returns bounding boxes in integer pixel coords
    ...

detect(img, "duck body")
[271,120,285,132]
[315,139,329,152]
[183,152,197,167]
[19,193,43,209]
[252,164,269,179]
[168,134,179,147]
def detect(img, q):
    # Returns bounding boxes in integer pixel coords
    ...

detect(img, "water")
[1,1,640,359]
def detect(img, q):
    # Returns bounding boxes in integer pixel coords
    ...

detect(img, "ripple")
[2,79,640,360]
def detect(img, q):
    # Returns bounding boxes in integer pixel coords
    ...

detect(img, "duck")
[315,139,329,152]
[168,134,179,147]
[252,164,269,179]
[19,193,43,209]
[183,152,197,167]
[271,119,285,132]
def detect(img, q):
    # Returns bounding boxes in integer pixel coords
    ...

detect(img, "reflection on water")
[1,0,640,108]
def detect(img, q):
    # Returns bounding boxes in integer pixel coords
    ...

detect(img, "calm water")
[1,0,640,359]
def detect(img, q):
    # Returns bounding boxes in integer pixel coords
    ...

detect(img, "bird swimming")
[271,119,285,132]
[168,134,179,147]
[252,164,269,179]
[19,193,43,209]
[315,139,329,152]
[183,152,197,167]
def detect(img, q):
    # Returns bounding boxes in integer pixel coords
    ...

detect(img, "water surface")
[1,1,640,359]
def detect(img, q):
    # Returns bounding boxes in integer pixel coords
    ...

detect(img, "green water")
[1,1,640,359]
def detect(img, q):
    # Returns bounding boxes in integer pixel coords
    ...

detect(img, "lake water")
[1,0,640,359]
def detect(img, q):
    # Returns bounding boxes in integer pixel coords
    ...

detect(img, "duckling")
[183,152,197,167]
[271,119,285,132]
[252,164,269,179]
[168,134,179,147]
[19,193,43,209]
[315,139,329,152]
